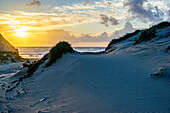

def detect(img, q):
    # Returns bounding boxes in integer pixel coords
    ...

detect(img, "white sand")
[0,62,23,77]
[0,27,170,112]
[4,51,170,112]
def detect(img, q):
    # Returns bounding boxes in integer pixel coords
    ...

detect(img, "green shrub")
[46,41,74,67]
[27,41,74,75]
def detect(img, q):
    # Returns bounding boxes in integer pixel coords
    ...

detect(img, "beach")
[0,0,169,112]
[17,47,106,59]
[0,22,170,112]
[0,47,105,78]
[1,49,169,112]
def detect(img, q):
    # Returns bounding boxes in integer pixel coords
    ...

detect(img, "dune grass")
[27,53,49,75]
[46,41,74,67]
[106,22,170,51]
[151,21,170,29]
[27,41,74,75]
[106,30,141,50]
[0,51,23,63]
[134,22,170,45]
[134,28,156,44]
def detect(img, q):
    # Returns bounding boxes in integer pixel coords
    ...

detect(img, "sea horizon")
[16,47,106,59]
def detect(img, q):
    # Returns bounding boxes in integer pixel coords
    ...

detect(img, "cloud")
[42,21,136,46]
[52,0,127,20]
[0,11,99,32]
[42,29,110,45]
[100,14,119,27]
[110,16,119,25]
[77,32,110,42]
[83,0,94,5]
[168,10,170,20]
[26,0,41,7]
[124,0,164,22]
[110,21,136,39]
[100,14,109,27]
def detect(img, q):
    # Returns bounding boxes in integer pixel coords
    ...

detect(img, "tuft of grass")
[46,41,74,67]
[134,22,170,45]
[27,53,49,75]
[27,41,74,75]
[106,22,170,51]
[134,28,156,45]
[106,30,140,50]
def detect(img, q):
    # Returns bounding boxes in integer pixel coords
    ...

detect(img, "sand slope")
[2,50,169,112]
[0,34,18,53]
[0,24,170,113]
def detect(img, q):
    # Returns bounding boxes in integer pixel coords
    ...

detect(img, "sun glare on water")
[14,26,30,37]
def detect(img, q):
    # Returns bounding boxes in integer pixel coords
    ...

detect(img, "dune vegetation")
[27,41,74,75]
[46,41,74,67]
[106,21,170,51]
[0,51,23,64]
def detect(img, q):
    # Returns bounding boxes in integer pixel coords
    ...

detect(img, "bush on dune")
[151,21,170,29]
[106,22,170,51]
[134,28,156,45]
[134,22,170,45]
[27,41,74,75]
[106,30,141,50]
[46,41,74,67]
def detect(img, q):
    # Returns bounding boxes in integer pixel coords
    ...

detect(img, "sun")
[14,26,30,37]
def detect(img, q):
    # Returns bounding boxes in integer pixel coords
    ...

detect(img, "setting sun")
[14,26,30,37]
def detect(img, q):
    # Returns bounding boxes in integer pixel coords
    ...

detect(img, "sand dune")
[0,22,170,112]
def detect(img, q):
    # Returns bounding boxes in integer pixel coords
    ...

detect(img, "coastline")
[0,22,169,112]
[0,47,105,79]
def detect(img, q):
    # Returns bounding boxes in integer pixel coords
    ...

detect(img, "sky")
[0,0,169,47]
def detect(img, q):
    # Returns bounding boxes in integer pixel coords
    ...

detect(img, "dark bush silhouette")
[46,41,74,67]
[151,21,170,29]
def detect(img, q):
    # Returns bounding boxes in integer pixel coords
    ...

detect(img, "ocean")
[17,47,106,59]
